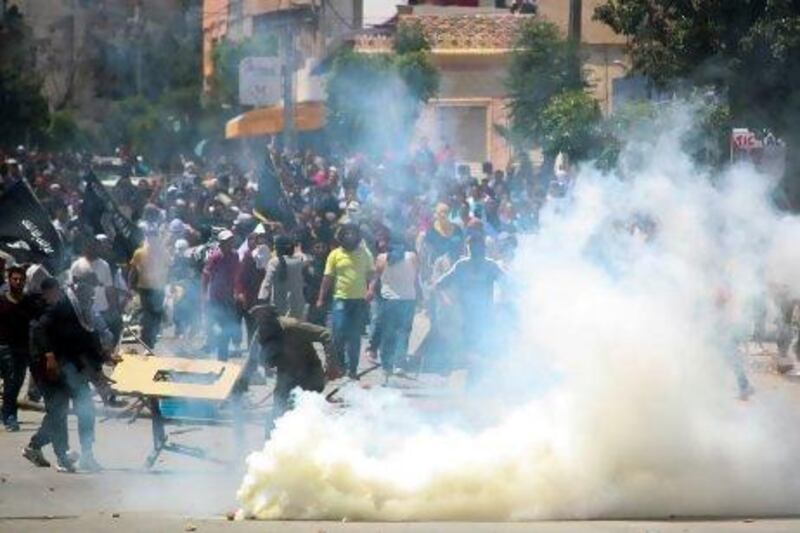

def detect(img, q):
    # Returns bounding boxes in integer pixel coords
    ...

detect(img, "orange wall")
[203,0,230,80]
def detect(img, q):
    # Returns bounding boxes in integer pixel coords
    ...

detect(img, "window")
[435,105,488,164]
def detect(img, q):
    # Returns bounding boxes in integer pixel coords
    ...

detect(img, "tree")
[506,19,586,147]
[594,0,800,204]
[325,21,439,156]
[0,7,50,148]
[46,110,93,150]
[91,2,226,169]
[538,89,602,160]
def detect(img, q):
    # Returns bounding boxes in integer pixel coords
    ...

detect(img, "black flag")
[81,172,142,262]
[254,152,296,229]
[0,180,65,273]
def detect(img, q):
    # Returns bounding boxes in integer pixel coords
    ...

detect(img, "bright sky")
[364,0,403,26]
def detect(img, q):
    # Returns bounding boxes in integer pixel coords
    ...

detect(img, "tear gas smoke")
[237,104,800,520]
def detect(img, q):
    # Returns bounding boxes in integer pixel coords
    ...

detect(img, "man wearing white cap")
[202,230,240,360]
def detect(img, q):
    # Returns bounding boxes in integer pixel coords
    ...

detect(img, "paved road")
[2,515,799,533]
[1,343,799,531]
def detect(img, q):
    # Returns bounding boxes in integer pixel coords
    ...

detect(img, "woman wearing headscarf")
[422,202,463,280]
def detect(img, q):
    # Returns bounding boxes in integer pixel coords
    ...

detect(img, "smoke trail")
[237,103,800,520]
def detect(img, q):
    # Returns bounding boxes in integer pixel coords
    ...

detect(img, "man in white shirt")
[69,236,114,328]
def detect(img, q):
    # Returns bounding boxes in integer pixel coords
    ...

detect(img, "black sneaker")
[22,446,51,468]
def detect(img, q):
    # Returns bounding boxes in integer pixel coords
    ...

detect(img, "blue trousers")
[209,300,238,361]
[379,299,415,372]
[29,361,95,457]
[331,299,367,376]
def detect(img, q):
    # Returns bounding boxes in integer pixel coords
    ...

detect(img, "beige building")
[203,0,630,162]
[353,0,629,169]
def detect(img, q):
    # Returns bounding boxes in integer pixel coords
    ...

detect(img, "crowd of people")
[0,138,570,471]
[3,131,798,473]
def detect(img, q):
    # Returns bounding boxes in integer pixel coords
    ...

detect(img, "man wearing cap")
[129,227,169,349]
[203,230,240,360]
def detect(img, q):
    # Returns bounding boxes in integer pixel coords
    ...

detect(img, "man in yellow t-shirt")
[316,224,374,379]
[128,228,169,349]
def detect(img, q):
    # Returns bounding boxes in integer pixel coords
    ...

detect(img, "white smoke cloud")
[237,103,800,520]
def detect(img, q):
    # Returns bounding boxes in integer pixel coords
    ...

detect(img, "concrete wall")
[536,0,626,44]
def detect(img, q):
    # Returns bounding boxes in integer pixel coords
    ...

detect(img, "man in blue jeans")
[316,224,374,379]
[25,272,106,472]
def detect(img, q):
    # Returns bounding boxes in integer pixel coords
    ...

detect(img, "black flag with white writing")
[0,180,65,273]
[254,152,296,229]
[81,172,142,262]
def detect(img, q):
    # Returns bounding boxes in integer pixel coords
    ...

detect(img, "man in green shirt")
[250,304,335,436]
[316,224,374,379]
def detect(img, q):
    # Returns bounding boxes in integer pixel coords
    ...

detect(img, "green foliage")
[0,7,50,149]
[393,21,431,55]
[593,100,657,171]
[325,27,439,155]
[594,0,800,202]
[394,51,440,102]
[685,100,732,167]
[506,19,586,147]
[46,110,92,150]
[538,90,602,160]
[87,3,238,168]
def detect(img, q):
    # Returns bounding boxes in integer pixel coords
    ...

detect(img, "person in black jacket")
[27,272,107,472]
[0,266,40,431]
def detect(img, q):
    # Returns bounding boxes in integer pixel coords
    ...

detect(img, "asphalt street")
[1,343,799,532]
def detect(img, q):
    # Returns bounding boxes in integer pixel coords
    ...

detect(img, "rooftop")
[355,12,523,54]
[353,2,625,55]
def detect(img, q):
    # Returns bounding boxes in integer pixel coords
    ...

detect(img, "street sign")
[239,56,281,107]
[731,128,760,150]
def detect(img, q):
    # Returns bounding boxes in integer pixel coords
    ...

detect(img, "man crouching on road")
[250,304,341,437]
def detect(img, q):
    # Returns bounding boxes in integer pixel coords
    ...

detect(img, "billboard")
[239,56,281,107]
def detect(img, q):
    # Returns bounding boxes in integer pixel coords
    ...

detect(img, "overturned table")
[109,353,244,468]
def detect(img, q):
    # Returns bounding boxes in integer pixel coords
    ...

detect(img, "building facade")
[8,0,190,121]
[203,0,629,165]
[356,0,628,170]
[203,0,361,138]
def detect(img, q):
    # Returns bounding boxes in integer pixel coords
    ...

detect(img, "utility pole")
[281,22,295,152]
[568,0,582,43]
[133,0,144,96]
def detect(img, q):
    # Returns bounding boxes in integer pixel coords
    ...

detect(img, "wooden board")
[110,353,243,401]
